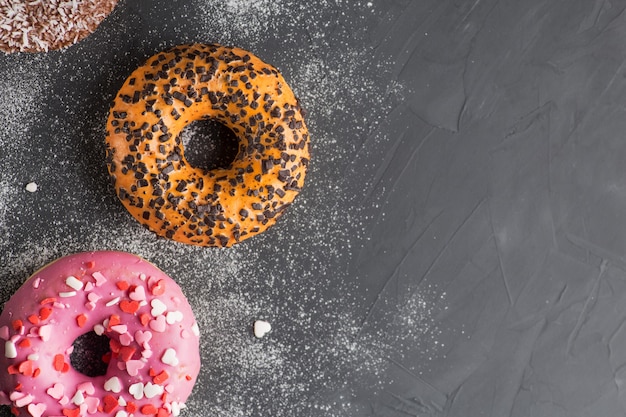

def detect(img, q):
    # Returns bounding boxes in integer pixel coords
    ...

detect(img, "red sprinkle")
[17,360,33,376]
[10,406,18,416]
[157,408,169,417]
[116,281,130,291]
[85,260,96,269]
[17,339,31,349]
[102,395,118,413]
[120,300,140,314]
[140,404,158,415]
[153,370,169,384]
[109,314,122,327]
[53,354,65,372]
[185,375,192,381]
[39,297,57,305]
[151,279,166,296]
[139,313,151,326]
[27,315,39,325]
[39,307,53,320]
[109,339,121,354]
[126,402,137,413]
[76,314,88,328]
[118,346,136,362]
[11,320,23,331]
[63,408,80,417]
[33,368,40,378]
[7,365,18,375]
[102,352,111,364]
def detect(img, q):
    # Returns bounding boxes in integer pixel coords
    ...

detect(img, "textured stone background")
[2,0,626,416]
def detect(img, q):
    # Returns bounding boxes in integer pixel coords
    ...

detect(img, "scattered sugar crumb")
[253,320,272,338]
[25,182,38,193]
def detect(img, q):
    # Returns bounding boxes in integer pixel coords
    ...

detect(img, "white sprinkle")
[65,275,83,291]
[161,348,179,366]
[71,390,84,406]
[25,182,37,192]
[105,297,121,307]
[191,322,200,337]
[93,324,105,336]
[110,324,127,334]
[143,382,163,399]
[150,299,167,317]
[166,311,183,324]
[4,340,17,358]
[59,291,77,298]
[128,382,144,400]
[254,320,272,338]
[104,376,122,393]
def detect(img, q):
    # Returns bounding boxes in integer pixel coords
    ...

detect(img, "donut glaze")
[0,251,200,417]
[105,43,310,247]
[0,0,119,53]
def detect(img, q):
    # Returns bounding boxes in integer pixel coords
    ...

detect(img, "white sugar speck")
[25,182,38,193]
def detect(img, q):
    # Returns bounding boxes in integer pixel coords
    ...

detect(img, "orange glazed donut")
[105,43,310,247]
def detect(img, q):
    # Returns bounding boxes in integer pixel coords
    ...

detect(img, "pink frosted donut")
[0,251,200,417]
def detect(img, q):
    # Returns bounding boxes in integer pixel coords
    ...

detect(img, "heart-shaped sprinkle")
[72,390,85,405]
[166,311,183,324]
[27,403,46,417]
[119,332,134,346]
[104,376,122,393]
[14,393,33,407]
[0,326,9,340]
[128,382,144,400]
[59,395,69,405]
[161,348,179,366]
[125,360,145,377]
[84,397,99,413]
[120,300,140,314]
[134,330,152,345]
[142,348,153,359]
[77,382,95,395]
[38,325,52,342]
[150,299,167,317]
[129,286,146,301]
[102,394,118,413]
[84,282,94,292]
[117,395,127,406]
[143,382,163,399]
[47,383,64,399]
[151,279,166,296]
[180,329,191,339]
[149,315,167,333]
[116,410,129,417]
[9,391,26,401]
[254,320,272,338]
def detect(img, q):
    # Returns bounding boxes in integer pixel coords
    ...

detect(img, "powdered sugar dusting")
[0,1,443,416]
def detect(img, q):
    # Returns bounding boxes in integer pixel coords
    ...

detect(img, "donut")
[0,251,200,417]
[105,43,310,247]
[0,0,119,53]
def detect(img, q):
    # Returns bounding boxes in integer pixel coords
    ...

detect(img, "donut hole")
[180,118,240,171]
[70,331,111,377]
